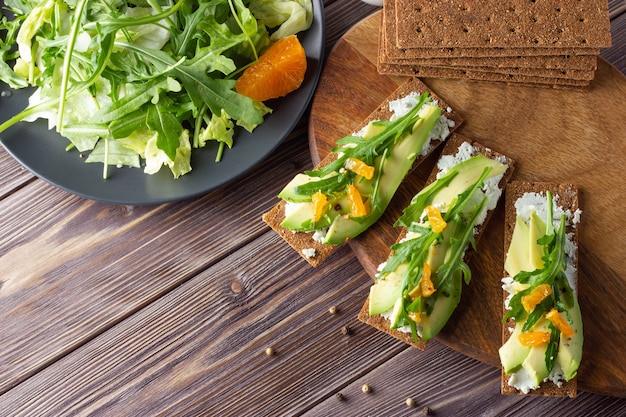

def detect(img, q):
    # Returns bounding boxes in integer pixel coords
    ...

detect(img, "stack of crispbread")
[378,0,612,89]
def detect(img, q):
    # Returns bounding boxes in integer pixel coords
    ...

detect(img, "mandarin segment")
[235,35,307,101]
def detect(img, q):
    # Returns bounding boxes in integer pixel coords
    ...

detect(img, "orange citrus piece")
[311,191,328,223]
[546,308,575,337]
[521,283,553,313]
[346,184,368,217]
[235,35,307,101]
[420,262,436,297]
[424,205,447,233]
[518,331,551,347]
[345,157,375,180]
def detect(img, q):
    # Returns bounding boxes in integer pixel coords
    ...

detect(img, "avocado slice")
[557,296,583,381]
[520,319,551,387]
[504,216,531,278]
[369,264,406,315]
[528,211,546,271]
[419,269,462,341]
[499,321,532,374]
[428,154,508,212]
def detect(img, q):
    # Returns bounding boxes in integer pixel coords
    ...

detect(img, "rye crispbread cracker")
[394,0,612,49]
[377,2,600,89]
[381,0,600,59]
[358,133,515,349]
[392,64,595,81]
[384,54,599,72]
[263,77,463,267]
[378,18,597,80]
[377,60,592,88]
[501,181,580,398]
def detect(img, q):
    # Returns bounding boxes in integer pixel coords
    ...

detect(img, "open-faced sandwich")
[263,77,462,266]
[499,181,583,397]
[359,134,514,349]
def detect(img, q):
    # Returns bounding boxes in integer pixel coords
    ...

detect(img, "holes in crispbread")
[394,0,610,49]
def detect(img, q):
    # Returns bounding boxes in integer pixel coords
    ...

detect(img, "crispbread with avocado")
[262,77,462,267]
[499,181,581,397]
[358,133,515,349]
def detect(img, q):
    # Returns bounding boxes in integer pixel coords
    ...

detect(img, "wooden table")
[0,1,624,416]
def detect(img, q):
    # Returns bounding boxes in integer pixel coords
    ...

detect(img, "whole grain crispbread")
[500,181,580,397]
[377,5,601,89]
[377,60,592,88]
[358,133,516,349]
[262,77,463,267]
[394,0,612,49]
[381,0,601,59]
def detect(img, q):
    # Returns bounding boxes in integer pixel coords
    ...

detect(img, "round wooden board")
[308,11,626,398]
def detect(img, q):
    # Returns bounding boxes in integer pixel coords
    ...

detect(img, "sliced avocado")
[388,297,405,329]
[504,216,531,277]
[419,269,462,341]
[280,196,350,231]
[278,173,335,203]
[360,120,386,139]
[429,154,507,211]
[521,319,551,387]
[369,265,406,315]
[499,321,532,374]
[280,201,315,231]
[504,211,547,277]
[528,211,546,271]
[557,297,583,381]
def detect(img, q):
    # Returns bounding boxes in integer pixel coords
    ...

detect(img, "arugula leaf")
[146,101,183,162]
[545,323,560,373]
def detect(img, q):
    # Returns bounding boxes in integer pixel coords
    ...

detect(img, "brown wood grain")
[309,11,626,397]
[0,122,312,394]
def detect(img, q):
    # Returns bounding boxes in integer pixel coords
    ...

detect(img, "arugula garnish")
[294,93,432,203]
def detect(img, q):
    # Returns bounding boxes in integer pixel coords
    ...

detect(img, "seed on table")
[335,392,344,401]
[341,325,351,335]
[406,397,415,407]
[329,305,338,314]
[361,384,371,393]
[265,347,275,356]
[423,406,432,415]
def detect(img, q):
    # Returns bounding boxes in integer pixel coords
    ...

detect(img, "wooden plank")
[0,149,35,198]
[2,231,624,415]
[0,232,397,416]
[0,121,313,395]
[304,341,626,416]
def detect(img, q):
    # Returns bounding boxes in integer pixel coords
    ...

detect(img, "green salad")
[0,0,312,178]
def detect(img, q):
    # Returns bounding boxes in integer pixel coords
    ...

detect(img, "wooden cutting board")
[308,11,626,398]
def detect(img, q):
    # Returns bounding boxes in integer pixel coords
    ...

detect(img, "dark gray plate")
[0,1,325,205]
